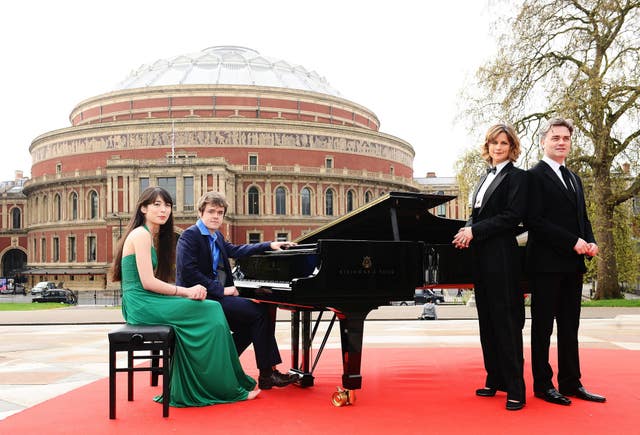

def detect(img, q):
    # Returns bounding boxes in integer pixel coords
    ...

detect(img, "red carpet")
[1,347,637,435]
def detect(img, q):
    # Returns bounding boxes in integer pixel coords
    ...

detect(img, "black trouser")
[530,271,583,393]
[219,296,281,372]
[475,273,526,402]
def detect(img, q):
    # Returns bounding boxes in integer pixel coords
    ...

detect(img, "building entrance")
[2,249,27,278]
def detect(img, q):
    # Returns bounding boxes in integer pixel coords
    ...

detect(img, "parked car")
[32,289,78,304]
[414,289,445,305]
[393,289,446,306]
[0,283,26,295]
[31,281,57,295]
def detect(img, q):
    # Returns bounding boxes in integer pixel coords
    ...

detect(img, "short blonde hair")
[481,123,522,164]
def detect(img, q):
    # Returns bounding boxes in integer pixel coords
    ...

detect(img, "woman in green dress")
[111,186,260,407]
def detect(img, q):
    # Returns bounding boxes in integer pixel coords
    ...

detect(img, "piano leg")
[291,311,300,371]
[301,311,312,376]
[338,310,370,391]
[289,310,314,387]
[330,310,371,406]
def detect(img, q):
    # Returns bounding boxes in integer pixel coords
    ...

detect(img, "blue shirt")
[196,219,220,276]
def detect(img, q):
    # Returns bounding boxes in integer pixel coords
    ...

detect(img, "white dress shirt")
[474,160,509,208]
[542,156,570,189]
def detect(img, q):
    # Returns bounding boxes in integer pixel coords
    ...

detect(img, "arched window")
[325,188,335,216]
[346,190,354,212]
[365,191,372,203]
[54,193,62,221]
[70,192,78,220]
[11,207,21,229]
[248,187,260,215]
[275,187,286,215]
[301,187,311,216]
[89,191,99,219]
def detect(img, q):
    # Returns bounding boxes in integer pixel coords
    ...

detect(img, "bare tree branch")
[460,0,640,298]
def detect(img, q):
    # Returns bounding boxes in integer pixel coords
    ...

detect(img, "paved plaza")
[1,303,639,421]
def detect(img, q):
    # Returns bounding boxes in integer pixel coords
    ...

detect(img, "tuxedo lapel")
[477,162,512,215]
[567,168,587,237]
[566,168,580,202]
[540,161,576,204]
[471,173,488,210]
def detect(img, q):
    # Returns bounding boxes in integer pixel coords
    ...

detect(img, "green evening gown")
[120,247,257,407]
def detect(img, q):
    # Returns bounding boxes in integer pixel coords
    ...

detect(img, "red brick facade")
[5,83,419,292]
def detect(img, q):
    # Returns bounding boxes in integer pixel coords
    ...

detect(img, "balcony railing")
[24,168,107,189]
[24,160,421,190]
[235,164,417,185]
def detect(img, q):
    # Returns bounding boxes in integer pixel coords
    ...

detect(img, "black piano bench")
[108,324,175,419]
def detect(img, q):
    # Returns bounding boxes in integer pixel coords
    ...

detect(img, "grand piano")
[233,191,473,405]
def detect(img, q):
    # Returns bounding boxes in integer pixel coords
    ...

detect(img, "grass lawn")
[581,298,640,307]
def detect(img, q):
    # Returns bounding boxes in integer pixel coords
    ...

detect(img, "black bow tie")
[487,166,497,174]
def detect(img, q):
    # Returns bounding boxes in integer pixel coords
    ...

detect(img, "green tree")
[464,0,640,299]
[454,147,488,214]
[585,171,640,292]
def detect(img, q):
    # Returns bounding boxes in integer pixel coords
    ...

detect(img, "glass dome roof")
[116,46,341,97]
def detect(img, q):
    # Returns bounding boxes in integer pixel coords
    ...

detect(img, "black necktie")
[487,166,497,174]
[559,166,575,192]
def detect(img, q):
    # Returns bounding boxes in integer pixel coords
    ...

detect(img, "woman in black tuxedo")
[452,123,528,411]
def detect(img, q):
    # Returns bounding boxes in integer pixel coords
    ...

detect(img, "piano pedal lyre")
[331,387,356,407]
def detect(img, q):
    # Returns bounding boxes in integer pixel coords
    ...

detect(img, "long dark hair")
[111,187,175,282]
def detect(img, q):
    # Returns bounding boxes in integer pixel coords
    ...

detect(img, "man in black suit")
[176,191,297,390]
[527,117,606,405]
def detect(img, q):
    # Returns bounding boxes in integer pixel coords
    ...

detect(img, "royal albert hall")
[5,46,446,292]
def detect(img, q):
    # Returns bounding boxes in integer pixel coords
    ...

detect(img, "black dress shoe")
[475,387,497,397]
[506,400,525,411]
[258,370,297,389]
[273,369,298,383]
[560,387,606,403]
[534,388,571,405]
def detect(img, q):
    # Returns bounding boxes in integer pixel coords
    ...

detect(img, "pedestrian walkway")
[1,305,639,421]
[2,302,638,325]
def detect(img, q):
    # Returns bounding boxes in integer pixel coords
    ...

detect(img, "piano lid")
[295,191,466,245]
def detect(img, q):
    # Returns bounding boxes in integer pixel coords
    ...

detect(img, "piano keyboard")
[234,279,292,291]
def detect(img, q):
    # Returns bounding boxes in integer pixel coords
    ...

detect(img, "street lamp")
[111,213,123,239]
[110,213,124,306]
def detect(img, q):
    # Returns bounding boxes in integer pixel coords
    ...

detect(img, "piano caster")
[331,387,356,407]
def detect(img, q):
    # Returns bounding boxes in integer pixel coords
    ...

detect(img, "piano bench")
[108,324,175,419]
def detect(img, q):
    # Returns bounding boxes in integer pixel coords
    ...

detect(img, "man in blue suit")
[176,191,297,389]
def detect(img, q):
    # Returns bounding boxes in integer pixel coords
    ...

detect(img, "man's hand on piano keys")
[270,241,297,251]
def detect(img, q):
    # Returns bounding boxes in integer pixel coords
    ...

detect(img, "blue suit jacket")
[176,224,272,300]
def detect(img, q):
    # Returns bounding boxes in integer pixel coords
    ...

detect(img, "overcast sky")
[0,0,496,182]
